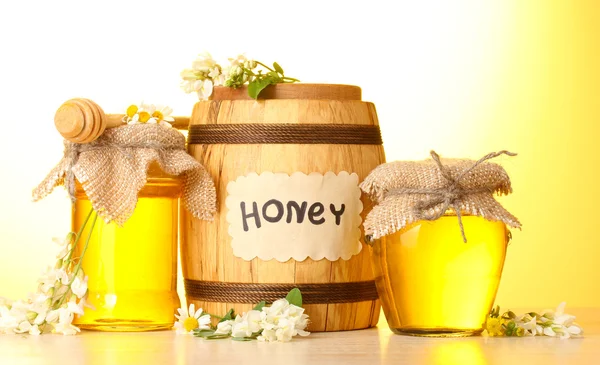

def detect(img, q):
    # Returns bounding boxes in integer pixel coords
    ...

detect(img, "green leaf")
[232,336,255,341]
[253,301,266,311]
[219,308,235,323]
[247,81,261,99]
[286,288,302,307]
[193,329,217,338]
[267,71,282,81]
[273,62,284,75]
[205,334,232,340]
[248,78,276,99]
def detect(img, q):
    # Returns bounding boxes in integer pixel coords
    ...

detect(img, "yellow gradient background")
[0,1,598,310]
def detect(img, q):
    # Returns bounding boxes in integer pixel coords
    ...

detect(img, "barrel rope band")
[188,123,383,145]
[184,280,379,304]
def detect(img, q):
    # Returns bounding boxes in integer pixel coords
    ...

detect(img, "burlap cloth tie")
[33,124,216,225]
[360,150,522,242]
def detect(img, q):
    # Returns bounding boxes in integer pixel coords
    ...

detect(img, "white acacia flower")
[180,80,196,93]
[228,54,247,67]
[180,68,199,81]
[0,305,19,333]
[244,59,257,70]
[519,315,539,336]
[553,302,576,327]
[52,236,71,259]
[25,294,50,325]
[71,275,88,299]
[45,309,59,324]
[256,299,310,341]
[229,65,242,77]
[7,301,29,323]
[245,310,262,334]
[14,320,38,335]
[567,324,583,337]
[53,321,79,335]
[33,311,47,326]
[67,298,84,316]
[543,326,556,337]
[29,324,41,335]
[261,298,289,326]
[52,308,80,336]
[197,79,214,100]
[38,267,60,293]
[214,65,230,86]
[231,314,250,338]
[229,311,262,338]
[214,319,234,335]
[257,328,277,342]
[193,51,217,73]
[208,66,220,79]
[275,318,295,342]
[173,303,211,335]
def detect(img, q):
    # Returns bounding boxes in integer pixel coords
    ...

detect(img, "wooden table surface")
[0,308,597,365]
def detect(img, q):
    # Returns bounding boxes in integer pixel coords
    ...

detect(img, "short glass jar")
[72,163,181,331]
[371,213,509,337]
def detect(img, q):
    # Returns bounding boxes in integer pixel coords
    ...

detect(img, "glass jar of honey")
[72,162,181,331]
[371,213,509,337]
[360,150,521,337]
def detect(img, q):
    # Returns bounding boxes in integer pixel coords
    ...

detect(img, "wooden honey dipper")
[54,98,121,143]
[54,98,190,143]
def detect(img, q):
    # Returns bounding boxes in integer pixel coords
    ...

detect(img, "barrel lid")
[211,83,361,101]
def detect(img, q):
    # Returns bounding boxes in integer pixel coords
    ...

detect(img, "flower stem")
[255,61,275,73]
[64,208,94,264]
[56,210,98,309]
[69,212,98,283]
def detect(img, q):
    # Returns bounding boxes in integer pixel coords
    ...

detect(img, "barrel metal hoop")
[184,280,380,304]
[187,124,383,145]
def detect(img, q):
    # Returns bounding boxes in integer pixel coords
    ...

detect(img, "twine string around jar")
[385,150,517,243]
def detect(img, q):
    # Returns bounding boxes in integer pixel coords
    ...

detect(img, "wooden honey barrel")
[181,83,385,331]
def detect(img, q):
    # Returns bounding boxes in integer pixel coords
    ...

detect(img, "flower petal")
[556,302,567,316]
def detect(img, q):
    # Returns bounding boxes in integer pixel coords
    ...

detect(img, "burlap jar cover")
[359,150,522,242]
[33,124,216,224]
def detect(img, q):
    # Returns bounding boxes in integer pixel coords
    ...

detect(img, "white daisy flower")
[151,105,175,127]
[173,303,211,335]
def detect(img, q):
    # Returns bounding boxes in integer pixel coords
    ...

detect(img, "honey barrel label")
[225,171,364,262]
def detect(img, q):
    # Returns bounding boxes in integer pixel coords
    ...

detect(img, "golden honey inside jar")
[371,213,508,337]
[72,163,181,331]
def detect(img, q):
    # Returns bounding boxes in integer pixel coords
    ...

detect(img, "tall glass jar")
[371,213,509,337]
[72,162,181,331]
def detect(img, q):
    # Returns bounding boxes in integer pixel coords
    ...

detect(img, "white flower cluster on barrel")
[180,52,299,100]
